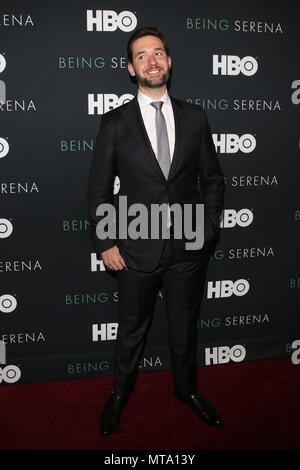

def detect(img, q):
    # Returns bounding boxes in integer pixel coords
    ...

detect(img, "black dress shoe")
[175,391,223,427]
[100,392,127,437]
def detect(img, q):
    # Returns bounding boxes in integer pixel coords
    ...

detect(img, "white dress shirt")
[137,90,175,228]
[137,90,175,161]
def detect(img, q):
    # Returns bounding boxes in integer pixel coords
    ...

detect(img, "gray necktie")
[150,101,171,180]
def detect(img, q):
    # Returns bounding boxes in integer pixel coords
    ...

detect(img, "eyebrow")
[135,47,165,58]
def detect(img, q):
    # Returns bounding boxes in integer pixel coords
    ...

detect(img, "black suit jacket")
[88,95,225,271]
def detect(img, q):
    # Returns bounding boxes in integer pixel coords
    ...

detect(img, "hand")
[101,245,128,271]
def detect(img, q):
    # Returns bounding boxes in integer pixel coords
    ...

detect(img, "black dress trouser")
[113,238,210,398]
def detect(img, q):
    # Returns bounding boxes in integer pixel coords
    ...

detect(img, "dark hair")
[127,26,170,63]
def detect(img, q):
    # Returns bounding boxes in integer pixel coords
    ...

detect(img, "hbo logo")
[220,209,253,228]
[0,54,6,104]
[213,55,258,76]
[88,93,134,115]
[213,134,256,154]
[0,341,21,384]
[0,54,6,73]
[0,219,13,238]
[207,279,250,299]
[86,10,137,32]
[0,295,17,313]
[0,365,21,384]
[205,345,246,365]
[0,138,9,159]
[92,323,118,342]
[90,253,106,272]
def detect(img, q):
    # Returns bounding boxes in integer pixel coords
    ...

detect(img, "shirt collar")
[137,89,170,109]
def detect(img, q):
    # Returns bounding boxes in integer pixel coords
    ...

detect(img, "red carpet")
[0,358,299,450]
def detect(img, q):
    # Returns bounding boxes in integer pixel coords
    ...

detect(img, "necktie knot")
[151,101,163,111]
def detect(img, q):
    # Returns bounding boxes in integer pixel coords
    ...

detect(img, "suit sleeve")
[87,113,117,254]
[198,110,225,233]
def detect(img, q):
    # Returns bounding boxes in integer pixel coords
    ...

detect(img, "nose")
[148,54,158,66]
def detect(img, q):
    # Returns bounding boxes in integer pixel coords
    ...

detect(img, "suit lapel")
[168,96,183,181]
[119,95,184,181]
[119,97,164,178]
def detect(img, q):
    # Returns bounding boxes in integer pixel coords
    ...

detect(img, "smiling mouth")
[146,68,162,76]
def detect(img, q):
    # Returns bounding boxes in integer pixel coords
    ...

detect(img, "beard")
[135,67,170,88]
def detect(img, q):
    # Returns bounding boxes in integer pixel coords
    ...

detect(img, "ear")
[167,56,172,69]
[127,62,136,77]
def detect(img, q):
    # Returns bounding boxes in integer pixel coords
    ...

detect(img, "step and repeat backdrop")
[1,0,299,385]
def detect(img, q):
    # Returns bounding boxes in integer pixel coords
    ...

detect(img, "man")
[88,26,225,437]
